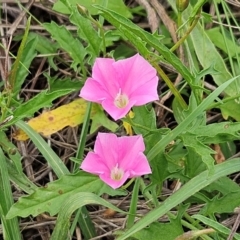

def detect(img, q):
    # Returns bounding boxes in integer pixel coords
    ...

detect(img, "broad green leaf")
[90,105,118,133]
[188,122,240,144]
[132,105,157,136]
[131,221,183,240]
[184,147,207,178]
[53,0,132,18]
[2,89,74,129]
[207,27,240,58]
[193,215,240,240]
[150,151,169,184]
[190,24,236,96]
[220,99,240,122]
[51,192,126,240]
[7,172,126,218]
[203,191,240,215]
[173,91,206,125]
[70,7,101,60]
[205,177,240,195]
[43,21,86,71]
[181,132,216,173]
[117,158,240,240]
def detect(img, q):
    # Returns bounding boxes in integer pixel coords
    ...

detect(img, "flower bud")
[176,0,189,12]
[76,4,89,18]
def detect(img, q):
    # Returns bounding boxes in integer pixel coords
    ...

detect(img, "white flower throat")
[114,89,129,108]
[111,164,124,181]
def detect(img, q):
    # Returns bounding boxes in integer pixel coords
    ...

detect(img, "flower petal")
[100,171,130,189]
[130,77,159,105]
[80,152,109,174]
[79,78,111,103]
[129,153,152,177]
[92,58,120,97]
[113,54,158,95]
[102,98,136,121]
[118,135,147,170]
[94,133,118,169]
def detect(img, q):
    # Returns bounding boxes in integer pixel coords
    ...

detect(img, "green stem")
[170,9,201,53]
[126,178,140,229]
[139,177,158,208]
[89,15,106,57]
[207,93,240,110]
[152,62,188,109]
[177,12,182,28]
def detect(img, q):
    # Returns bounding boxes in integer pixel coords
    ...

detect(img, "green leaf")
[45,74,83,92]
[220,99,240,122]
[43,21,87,71]
[132,105,157,136]
[205,177,240,195]
[9,17,36,96]
[203,191,240,215]
[2,89,74,128]
[190,25,236,96]
[184,148,207,178]
[69,7,101,60]
[90,105,118,133]
[12,38,37,96]
[181,132,216,174]
[193,215,240,240]
[53,0,132,18]
[51,192,126,240]
[173,92,206,125]
[207,27,240,58]
[188,122,240,144]
[131,221,183,240]
[7,160,37,195]
[0,131,22,173]
[150,151,169,184]
[6,172,126,219]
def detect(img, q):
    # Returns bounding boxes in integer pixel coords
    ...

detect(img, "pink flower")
[80,133,152,189]
[79,54,159,120]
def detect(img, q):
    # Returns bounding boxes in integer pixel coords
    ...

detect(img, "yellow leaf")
[123,111,135,135]
[13,99,96,141]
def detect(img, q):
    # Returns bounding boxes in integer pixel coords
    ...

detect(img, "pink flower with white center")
[79,54,159,120]
[80,133,152,189]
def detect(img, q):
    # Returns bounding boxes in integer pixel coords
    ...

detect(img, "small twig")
[7,0,34,35]
[227,211,240,240]
[135,0,159,32]
[149,0,178,43]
